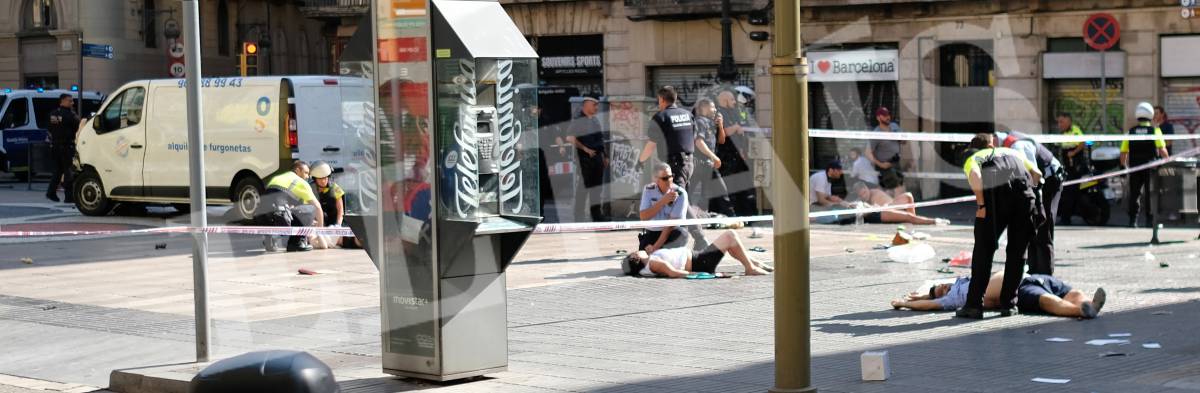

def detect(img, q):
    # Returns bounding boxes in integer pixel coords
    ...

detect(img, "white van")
[0,89,104,180]
[74,76,372,219]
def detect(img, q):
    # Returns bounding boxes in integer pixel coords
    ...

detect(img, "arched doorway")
[19,0,61,89]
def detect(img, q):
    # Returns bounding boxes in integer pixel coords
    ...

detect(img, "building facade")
[0,0,359,95]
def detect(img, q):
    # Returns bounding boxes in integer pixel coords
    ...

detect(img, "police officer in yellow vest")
[1120,102,1170,228]
[262,160,325,252]
[957,134,1042,319]
[1056,112,1088,225]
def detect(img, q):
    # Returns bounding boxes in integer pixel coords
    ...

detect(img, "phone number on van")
[176,77,245,88]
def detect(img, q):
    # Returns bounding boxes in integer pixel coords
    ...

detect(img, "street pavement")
[1,178,1200,392]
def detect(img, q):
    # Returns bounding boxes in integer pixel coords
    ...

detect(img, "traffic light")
[240,42,259,76]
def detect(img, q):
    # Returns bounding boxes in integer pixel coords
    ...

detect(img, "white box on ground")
[861,351,891,381]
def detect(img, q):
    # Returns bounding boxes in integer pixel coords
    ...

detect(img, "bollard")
[189,350,339,393]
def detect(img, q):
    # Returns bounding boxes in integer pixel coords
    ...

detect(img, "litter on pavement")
[887,242,936,263]
[1143,342,1162,349]
[297,268,318,275]
[20,257,32,264]
[1108,333,1132,337]
[1085,339,1130,346]
[1031,378,1070,384]
[1045,337,1073,342]
[1098,351,1127,358]
[948,250,971,267]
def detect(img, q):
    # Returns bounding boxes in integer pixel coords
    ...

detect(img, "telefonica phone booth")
[368,0,541,382]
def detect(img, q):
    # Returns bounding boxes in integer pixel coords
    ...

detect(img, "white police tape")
[810,129,1200,144]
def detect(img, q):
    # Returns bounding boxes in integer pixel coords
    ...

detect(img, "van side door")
[83,87,147,197]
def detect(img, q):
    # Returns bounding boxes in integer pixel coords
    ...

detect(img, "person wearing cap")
[260,160,324,252]
[957,134,1041,319]
[1121,102,1170,228]
[866,106,905,194]
[566,96,609,222]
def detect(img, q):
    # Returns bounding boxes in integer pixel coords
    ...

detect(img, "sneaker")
[955,307,984,319]
[935,218,951,226]
[1084,287,1107,318]
[287,242,313,252]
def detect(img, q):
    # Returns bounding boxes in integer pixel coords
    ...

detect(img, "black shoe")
[998,307,1018,317]
[955,307,984,319]
[286,241,313,252]
[45,194,60,202]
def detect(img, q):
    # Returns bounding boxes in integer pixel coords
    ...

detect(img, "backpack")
[978,150,1034,200]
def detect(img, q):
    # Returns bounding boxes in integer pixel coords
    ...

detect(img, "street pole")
[1100,50,1107,133]
[770,0,815,392]
[181,0,211,362]
[76,0,83,116]
[717,0,737,82]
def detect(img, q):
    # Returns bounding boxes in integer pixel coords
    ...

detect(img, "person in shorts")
[889,272,1107,319]
[622,230,772,278]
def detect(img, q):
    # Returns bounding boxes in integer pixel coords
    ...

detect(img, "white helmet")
[1135,102,1154,120]
[310,161,332,179]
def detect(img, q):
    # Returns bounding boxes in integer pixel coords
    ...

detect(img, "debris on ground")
[1031,378,1070,384]
[297,268,319,275]
[1085,339,1130,346]
[749,246,767,252]
[40,305,56,311]
[1108,333,1132,338]
[948,250,972,267]
[155,243,167,250]
[1045,337,1073,343]
[1151,311,1173,315]
[860,351,890,381]
[887,243,936,263]
[936,267,953,274]
[615,249,628,255]
[1143,342,1162,349]
[1098,351,1128,358]
[843,247,855,253]
[20,257,33,264]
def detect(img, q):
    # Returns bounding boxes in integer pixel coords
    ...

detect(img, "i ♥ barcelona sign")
[808,49,899,82]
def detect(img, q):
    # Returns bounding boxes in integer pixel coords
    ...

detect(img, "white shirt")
[849,156,879,185]
[810,171,832,204]
[640,247,690,276]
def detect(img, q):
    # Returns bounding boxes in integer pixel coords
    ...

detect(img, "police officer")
[957,134,1042,319]
[994,130,1063,276]
[260,161,325,252]
[1056,112,1089,225]
[639,86,708,250]
[1120,102,1170,228]
[638,163,690,252]
[46,94,79,203]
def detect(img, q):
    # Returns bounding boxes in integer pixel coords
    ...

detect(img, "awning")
[432,0,537,59]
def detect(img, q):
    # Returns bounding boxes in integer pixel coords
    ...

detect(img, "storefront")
[1043,40,1126,135]
[1161,35,1200,153]
[646,64,757,108]
[806,47,900,166]
[533,35,604,97]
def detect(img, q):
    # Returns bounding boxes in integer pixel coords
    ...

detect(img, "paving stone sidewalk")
[1,224,1199,392]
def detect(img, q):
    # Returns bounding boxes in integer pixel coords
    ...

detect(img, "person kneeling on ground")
[850,182,950,226]
[622,230,773,278]
[890,272,1106,319]
[258,161,325,252]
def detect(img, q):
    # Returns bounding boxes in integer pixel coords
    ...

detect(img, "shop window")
[22,0,56,31]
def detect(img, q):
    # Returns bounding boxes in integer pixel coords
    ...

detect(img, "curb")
[0,373,99,393]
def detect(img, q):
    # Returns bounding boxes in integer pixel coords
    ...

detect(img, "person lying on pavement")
[622,230,772,278]
[890,272,1106,319]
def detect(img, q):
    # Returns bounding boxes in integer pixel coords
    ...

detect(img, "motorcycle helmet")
[310,161,333,179]
[1135,102,1154,120]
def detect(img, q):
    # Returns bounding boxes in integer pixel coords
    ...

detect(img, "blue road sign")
[82,43,114,59]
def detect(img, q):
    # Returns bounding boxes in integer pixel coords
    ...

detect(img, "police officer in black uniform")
[46,94,79,203]
[994,130,1064,276]
[639,86,708,250]
[1121,102,1170,228]
[957,134,1043,319]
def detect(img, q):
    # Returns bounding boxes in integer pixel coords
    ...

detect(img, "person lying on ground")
[622,229,772,278]
[850,182,950,226]
[890,272,1106,318]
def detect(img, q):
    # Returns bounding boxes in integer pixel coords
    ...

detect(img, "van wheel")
[75,170,112,216]
[232,176,264,221]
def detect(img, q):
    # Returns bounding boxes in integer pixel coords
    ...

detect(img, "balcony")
[298,0,370,18]
[624,0,769,21]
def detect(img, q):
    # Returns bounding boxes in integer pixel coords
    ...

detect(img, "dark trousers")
[638,228,688,251]
[574,154,607,222]
[288,204,316,247]
[1058,180,1080,223]
[667,153,708,248]
[965,193,1036,310]
[46,145,75,201]
[690,160,735,216]
[1028,173,1062,275]
[1127,168,1156,224]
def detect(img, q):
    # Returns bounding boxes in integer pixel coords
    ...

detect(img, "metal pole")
[1100,50,1106,133]
[770,0,815,392]
[181,0,210,362]
[717,0,737,82]
[77,0,83,116]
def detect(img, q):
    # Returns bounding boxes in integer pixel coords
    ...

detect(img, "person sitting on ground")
[850,182,950,226]
[622,229,772,278]
[811,161,851,209]
[890,271,1107,319]
[638,163,692,252]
